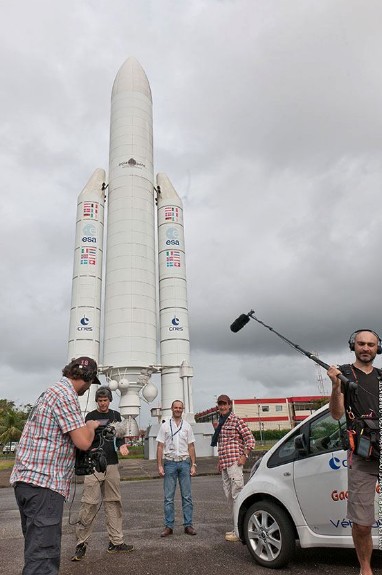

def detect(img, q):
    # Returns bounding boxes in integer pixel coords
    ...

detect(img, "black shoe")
[107,542,134,553]
[71,543,87,561]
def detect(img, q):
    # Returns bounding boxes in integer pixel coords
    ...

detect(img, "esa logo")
[169,316,183,331]
[82,222,97,243]
[77,316,93,332]
[328,456,348,470]
[166,227,180,246]
[83,223,96,235]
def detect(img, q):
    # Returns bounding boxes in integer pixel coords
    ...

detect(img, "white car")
[234,405,380,568]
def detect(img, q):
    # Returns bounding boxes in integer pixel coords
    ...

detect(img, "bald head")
[352,330,380,367]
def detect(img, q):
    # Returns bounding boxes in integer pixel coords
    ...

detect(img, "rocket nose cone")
[79,168,106,198]
[156,173,182,203]
[112,57,152,101]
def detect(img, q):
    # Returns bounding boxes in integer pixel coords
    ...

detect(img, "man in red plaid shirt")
[211,394,255,542]
[10,357,102,575]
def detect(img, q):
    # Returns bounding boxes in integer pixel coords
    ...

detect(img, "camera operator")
[10,357,102,575]
[71,386,134,561]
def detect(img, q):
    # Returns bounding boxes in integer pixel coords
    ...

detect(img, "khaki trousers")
[75,464,124,546]
[221,462,244,528]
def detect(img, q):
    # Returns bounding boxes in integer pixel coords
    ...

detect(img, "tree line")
[0,399,31,446]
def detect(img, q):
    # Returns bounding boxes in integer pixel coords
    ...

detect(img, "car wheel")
[243,500,295,569]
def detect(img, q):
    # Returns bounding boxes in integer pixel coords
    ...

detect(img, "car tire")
[243,500,295,569]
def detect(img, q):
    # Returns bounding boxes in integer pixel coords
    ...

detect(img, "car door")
[293,409,350,536]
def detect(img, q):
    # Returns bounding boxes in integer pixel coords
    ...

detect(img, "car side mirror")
[294,433,308,455]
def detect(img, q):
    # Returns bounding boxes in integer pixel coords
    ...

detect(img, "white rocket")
[68,58,193,430]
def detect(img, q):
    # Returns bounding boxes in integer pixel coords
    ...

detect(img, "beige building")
[195,395,327,431]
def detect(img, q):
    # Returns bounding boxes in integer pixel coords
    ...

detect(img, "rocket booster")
[67,168,105,413]
[157,173,193,418]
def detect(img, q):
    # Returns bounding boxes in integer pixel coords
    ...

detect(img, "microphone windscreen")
[110,420,128,437]
[230,314,250,333]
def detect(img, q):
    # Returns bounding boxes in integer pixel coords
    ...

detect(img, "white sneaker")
[225,531,239,542]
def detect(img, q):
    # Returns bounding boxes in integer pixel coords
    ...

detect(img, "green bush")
[252,429,290,442]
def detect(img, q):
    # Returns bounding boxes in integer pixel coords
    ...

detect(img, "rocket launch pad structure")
[68,58,213,457]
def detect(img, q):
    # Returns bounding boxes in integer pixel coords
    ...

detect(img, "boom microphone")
[230,309,355,389]
[230,314,250,333]
[109,420,129,438]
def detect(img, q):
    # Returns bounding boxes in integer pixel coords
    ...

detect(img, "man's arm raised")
[327,365,345,421]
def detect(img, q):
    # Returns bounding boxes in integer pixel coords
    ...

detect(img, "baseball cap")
[217,394,231,404]
[75,357,102,385]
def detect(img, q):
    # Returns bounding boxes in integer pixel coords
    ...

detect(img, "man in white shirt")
[156,400,197,537]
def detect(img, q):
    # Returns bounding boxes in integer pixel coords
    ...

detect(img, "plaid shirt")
[217,411,255,471]
[10,377,85,499]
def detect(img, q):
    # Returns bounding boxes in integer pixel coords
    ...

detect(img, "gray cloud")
[1,0,382,421]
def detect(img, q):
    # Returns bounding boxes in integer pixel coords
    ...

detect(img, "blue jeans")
[163,459,193,528]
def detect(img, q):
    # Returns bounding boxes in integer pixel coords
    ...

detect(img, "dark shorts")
[347,459,378,526]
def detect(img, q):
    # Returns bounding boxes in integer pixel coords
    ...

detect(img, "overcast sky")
[1,0,382,425]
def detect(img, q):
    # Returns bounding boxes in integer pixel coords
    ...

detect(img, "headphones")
[80,369,98,383]
[95,386,112,401]
[348,329,382,355]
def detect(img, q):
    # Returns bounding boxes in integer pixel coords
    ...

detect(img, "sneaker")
[107,542,134,553]
[71,543,87,561]
[225,531,239,542]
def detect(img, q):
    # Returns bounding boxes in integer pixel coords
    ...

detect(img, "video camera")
[74,421,117,476]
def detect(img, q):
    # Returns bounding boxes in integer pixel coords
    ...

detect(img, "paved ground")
[1,457,381,575]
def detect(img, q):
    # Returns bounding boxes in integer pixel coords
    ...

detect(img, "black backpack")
[339,364,380,461]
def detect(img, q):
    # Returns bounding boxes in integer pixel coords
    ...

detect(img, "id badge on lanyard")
[169,419,183,451]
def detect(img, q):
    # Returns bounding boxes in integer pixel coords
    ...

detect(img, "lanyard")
[170,419,183,440]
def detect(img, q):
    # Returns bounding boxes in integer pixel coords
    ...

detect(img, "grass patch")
[0,460,14,471]
[122,446,144,458]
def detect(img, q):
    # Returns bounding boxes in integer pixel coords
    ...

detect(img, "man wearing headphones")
[10,357,102,575]
[327,330,380,575]
[71,386,134,561]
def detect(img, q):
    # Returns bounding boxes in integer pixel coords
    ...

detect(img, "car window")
[267,408,347,468]
[309,411,346,453]
[267,429,300,467]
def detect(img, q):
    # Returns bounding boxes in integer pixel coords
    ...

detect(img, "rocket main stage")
[68,58,194,436]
